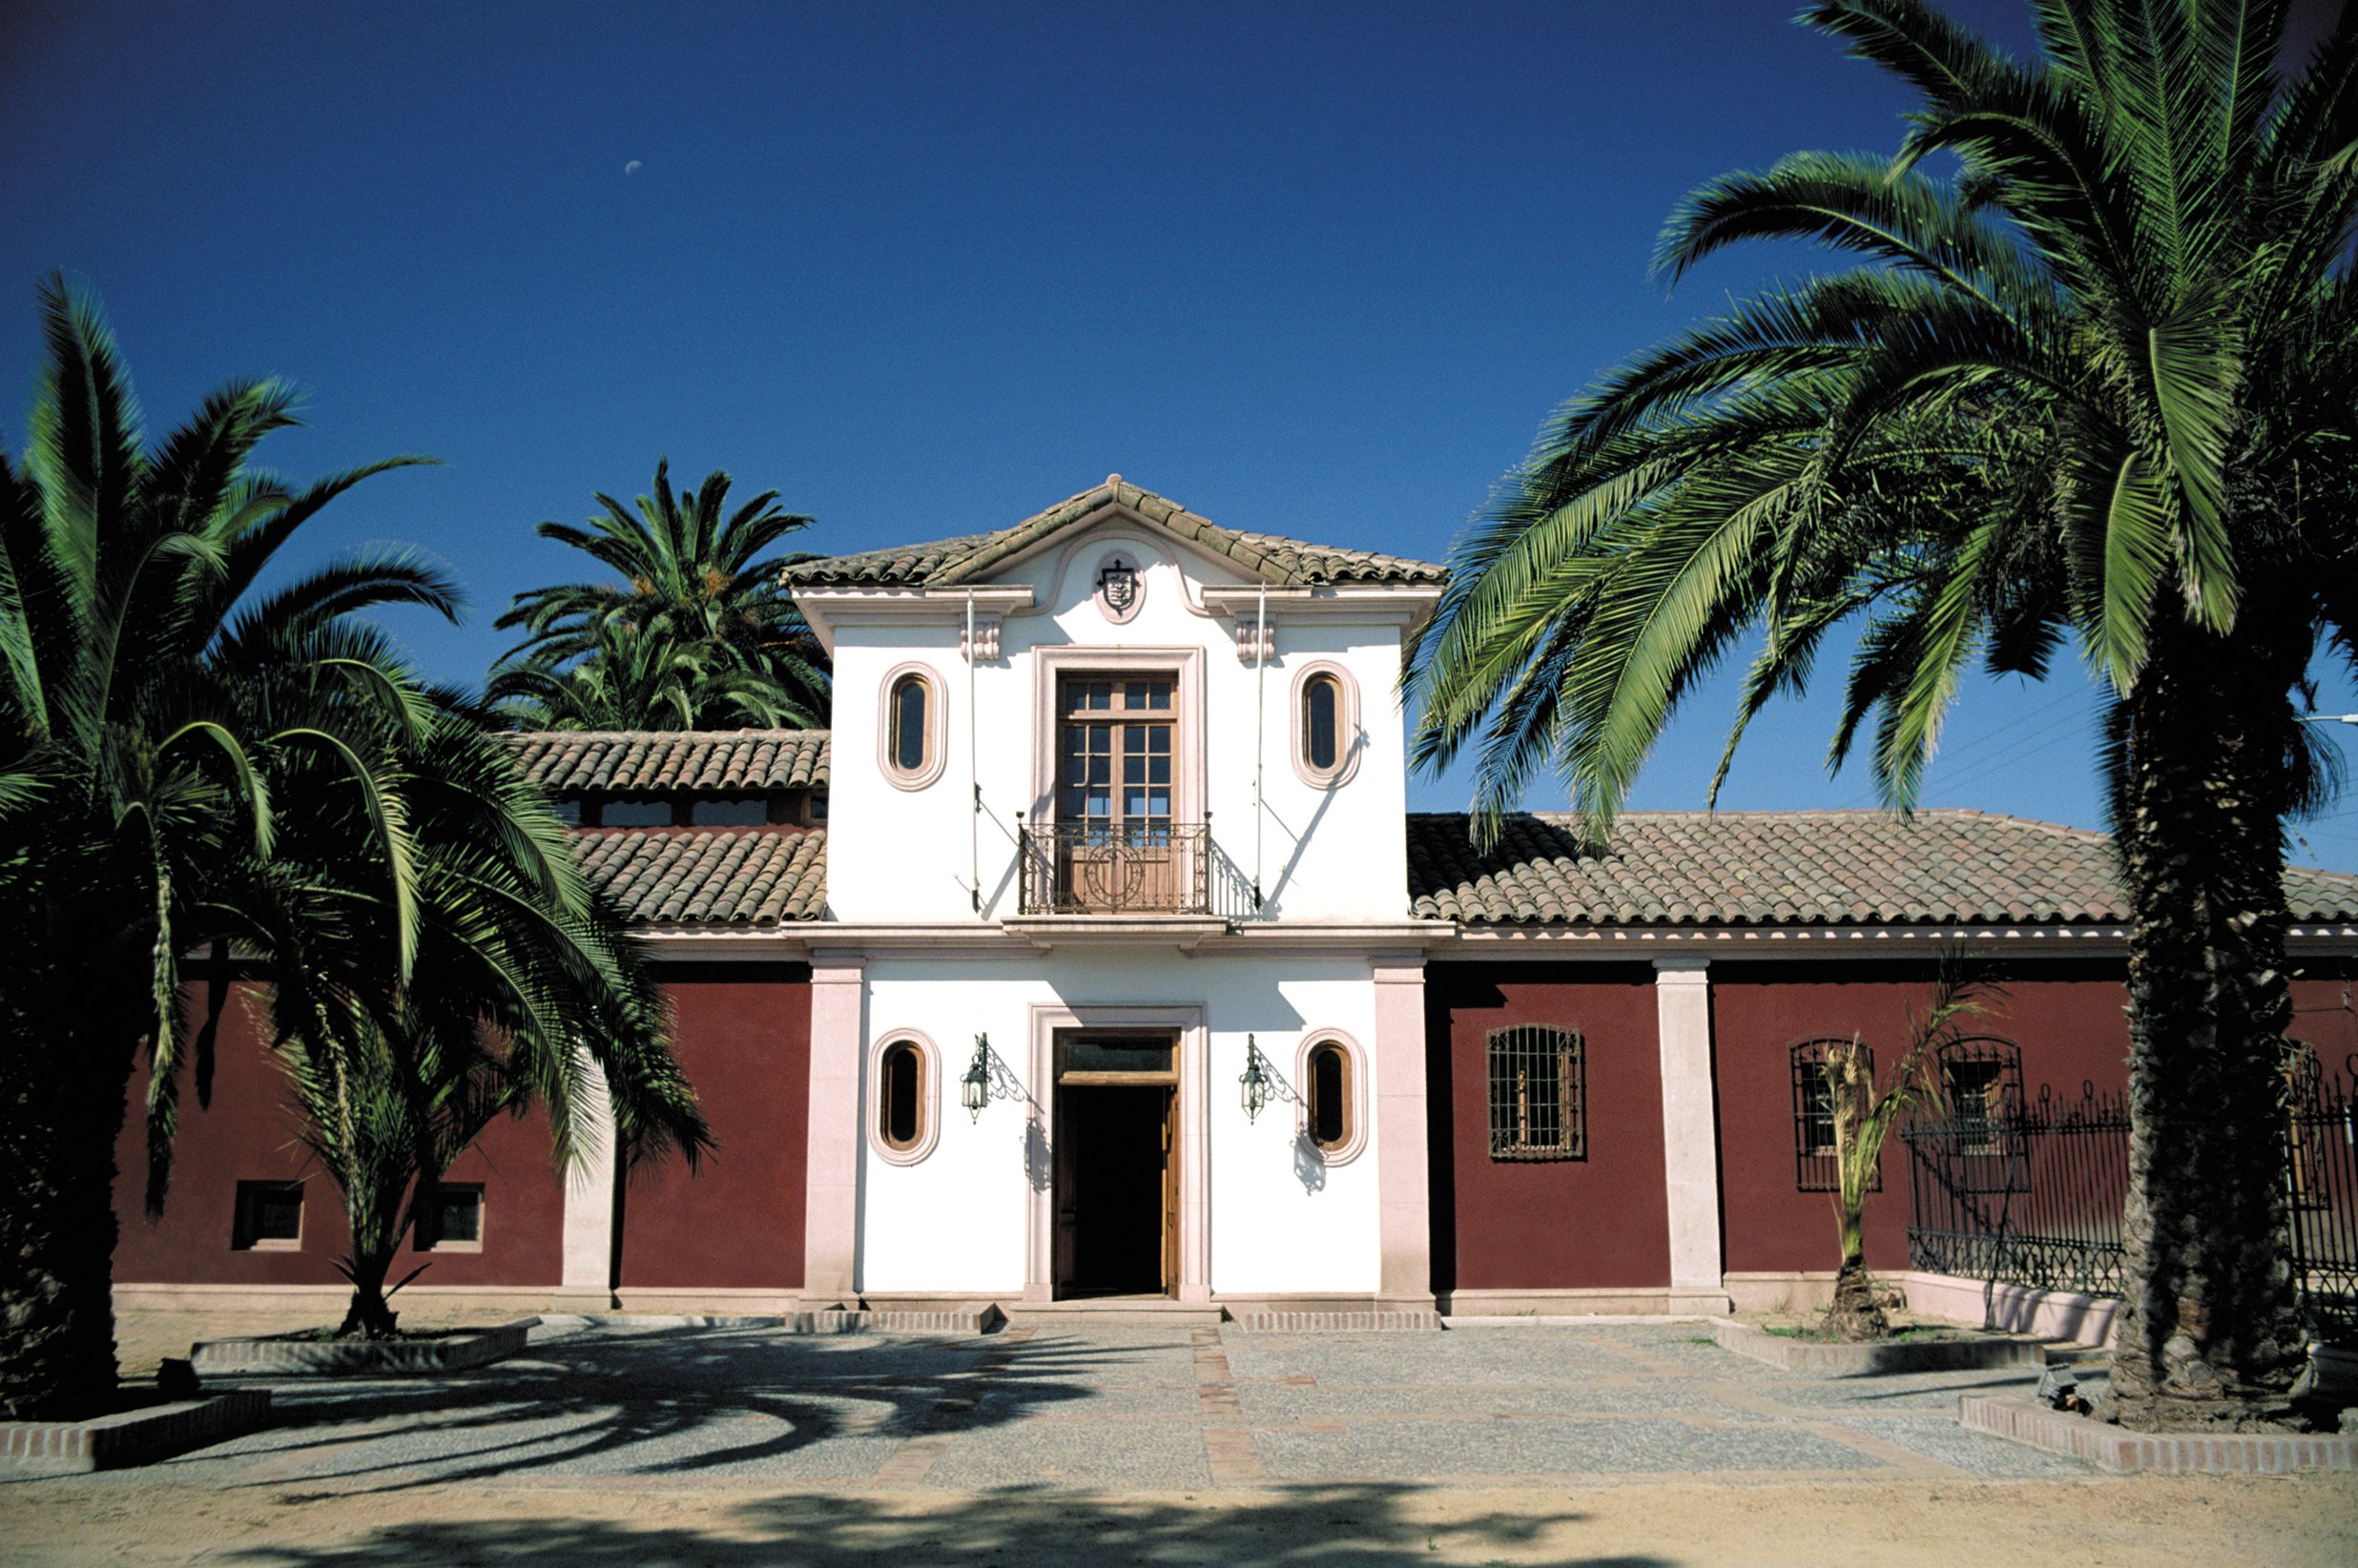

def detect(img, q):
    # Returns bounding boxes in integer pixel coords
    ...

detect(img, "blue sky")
[8,1,2357,867]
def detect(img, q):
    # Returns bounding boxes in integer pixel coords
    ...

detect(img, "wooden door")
[1052,1094,1078,1292]
[1160,1087,1179,1296]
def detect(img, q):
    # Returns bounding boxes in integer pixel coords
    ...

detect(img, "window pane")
[893,679,928,772]
[602,799,672,827]
[689,796,767,826]
[434,1187,483,1245]
[234,1182,305,1248]
[1305,677,1338,771]
[884,1045,920,1146]
[255,1189,301,1241]
[1063,1038,1173,1073]
[1312,1047,1346,1145]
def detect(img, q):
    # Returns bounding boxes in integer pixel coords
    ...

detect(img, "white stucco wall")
[857,954,1382,1297]
[823,518,1417,925]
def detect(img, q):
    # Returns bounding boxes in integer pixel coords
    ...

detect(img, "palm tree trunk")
[1825,1203,1888,1341]
[0,999,134,1418]
[335,1250,403,1340]
[2111,625,2306,1430]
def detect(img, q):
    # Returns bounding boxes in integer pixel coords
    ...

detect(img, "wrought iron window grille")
[1486,1025,1584,1162]
[1789,1039,1878,1193]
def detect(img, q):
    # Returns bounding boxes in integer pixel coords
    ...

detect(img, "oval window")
[890,675,930,774]
[1303,674,1339,774]
[880,1042,925,1151]
[1308,1042,1349,1149]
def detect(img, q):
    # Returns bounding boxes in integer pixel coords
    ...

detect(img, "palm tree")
[492,459,828,729]
[488,617,811,732]
[251,711,706,1338]
[1408,1,2357,1429]
[0,275,449,1416]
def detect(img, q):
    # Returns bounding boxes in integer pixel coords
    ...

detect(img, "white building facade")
[788,476,1444,1312]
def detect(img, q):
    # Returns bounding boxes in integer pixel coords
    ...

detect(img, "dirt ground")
[5,1471,2354,1567]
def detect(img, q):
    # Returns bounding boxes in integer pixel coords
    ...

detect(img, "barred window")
[1790,1039,1876,1193]
[1935,1037,2029,1189]
[1487,1025,1584,1161]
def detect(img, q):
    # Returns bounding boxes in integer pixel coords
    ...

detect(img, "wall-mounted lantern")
[1239,1034,1272,1124]
[962,1034,991,1122]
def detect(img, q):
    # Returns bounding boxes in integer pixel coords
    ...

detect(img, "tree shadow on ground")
[188,1324,1134,1496]
[216,1485,1671,1568]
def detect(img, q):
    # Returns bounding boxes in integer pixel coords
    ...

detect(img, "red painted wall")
[1709,959,2358,1278]
[1424,964,1670,1292]
[616,963,811,1291]
[113,980,566,1289]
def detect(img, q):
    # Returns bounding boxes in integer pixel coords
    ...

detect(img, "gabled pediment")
[783,476,1445,591]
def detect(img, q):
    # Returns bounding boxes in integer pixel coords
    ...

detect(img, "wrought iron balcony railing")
[1016,819,1216,916]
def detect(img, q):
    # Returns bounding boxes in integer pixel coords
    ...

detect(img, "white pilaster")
[558,1055,617,1310]
[1372,955,1434,1309]
[1653,958,1729,1312]
[801,955,867,1306]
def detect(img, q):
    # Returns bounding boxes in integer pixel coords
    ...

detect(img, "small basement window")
[416,1184,485,1251]
[1486,1025,1584,1161]
[233,1181,304,1250]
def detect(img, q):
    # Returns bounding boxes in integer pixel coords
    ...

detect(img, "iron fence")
[1902,1059,2358,1336]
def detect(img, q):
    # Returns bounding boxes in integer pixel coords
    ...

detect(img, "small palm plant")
[249,710,707,1339]
[1819,964,1989,1340]
[281,1014,470,1339]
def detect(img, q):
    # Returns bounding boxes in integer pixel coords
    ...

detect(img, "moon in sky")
[624,160,643,175]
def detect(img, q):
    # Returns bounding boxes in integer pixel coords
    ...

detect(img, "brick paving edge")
[1958,1393,2358,1474]
[0,1389,271,1475]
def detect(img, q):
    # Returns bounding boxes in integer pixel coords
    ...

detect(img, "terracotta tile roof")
[781,476,1445,588]
[506,731,829,794]
[575,829,826,926]
[1406,811,2358,928]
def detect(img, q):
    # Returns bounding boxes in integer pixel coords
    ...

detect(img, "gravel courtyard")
[3,1314,2351,1565]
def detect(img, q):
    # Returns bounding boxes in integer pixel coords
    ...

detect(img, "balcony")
[1017,820,1251,918]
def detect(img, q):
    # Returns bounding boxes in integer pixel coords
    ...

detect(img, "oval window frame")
[1289,661,1360,788]
[1294,1030,1368,1165]
[878,663,947,791]
[868,1031,942,1166]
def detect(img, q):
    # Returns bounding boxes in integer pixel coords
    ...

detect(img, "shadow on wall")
[218,1488,1665,1568]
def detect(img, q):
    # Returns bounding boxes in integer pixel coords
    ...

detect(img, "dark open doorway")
[1053,1080,1177,1298]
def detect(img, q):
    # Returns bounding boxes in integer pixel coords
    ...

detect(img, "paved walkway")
[10,1320,2356,1566]
[84,1318,2087,1491]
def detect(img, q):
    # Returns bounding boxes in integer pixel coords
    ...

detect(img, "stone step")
[1000,1298,1224,1329]
[1229,1310,1442,1332]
